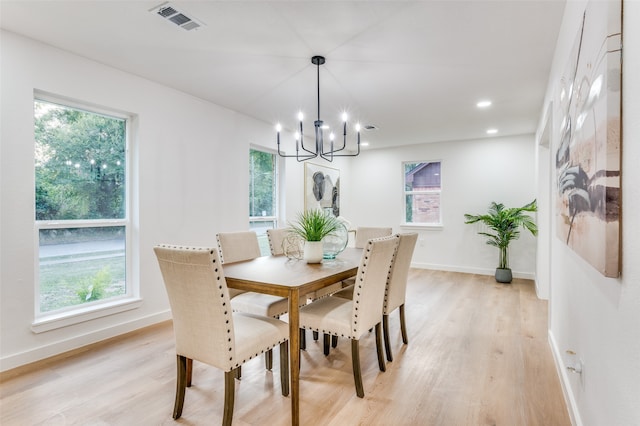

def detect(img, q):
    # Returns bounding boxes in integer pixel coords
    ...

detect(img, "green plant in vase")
[289,209,340,263]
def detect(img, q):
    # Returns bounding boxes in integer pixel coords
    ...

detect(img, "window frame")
[249,146,281,255]
[401,160,443,228]
[32,93,139,332]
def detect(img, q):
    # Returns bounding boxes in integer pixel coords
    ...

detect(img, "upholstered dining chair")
[307,225,388,301]
[342,226,393,286]
[216,231,290,369]
[267,227,351,346]
[216,231,292,317]
[320,226,393,350]
[354,226,393,248]
[334,233,418,362]
[298,235,399,398]
[266,227,289,256]
[153,245,289,426]
[216,231,261,298]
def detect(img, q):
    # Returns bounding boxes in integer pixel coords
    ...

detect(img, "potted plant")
[289,209,341,263]
[464,200,537,283]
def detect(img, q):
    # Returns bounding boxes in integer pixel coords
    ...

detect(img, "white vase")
[303,241,324,263]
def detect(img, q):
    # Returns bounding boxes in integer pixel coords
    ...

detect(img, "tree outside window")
[35,98,129,314]
[249,148,278,254]
[404,161,442,226]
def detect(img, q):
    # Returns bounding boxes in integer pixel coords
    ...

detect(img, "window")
[403,161,442,226]
[34,97,132,322]
[249,148,278,255]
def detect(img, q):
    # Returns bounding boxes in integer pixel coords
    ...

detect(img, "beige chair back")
[216,231,261,264]
[154,245,237,371]
[266,228,290,256]
[384,233,418,314]
[350,235,399,338]
[354,227,393,248]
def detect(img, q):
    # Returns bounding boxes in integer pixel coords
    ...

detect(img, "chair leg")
[186,357,193,387]
[374,322,386,372]
[351,339,365,398]
[279,341,290,396]
[223,370,236,426]
[265,349,273,370]
[331,335,338,348]
[300,328,306,351]
[173,355,187,419]
[383,314,393,362]
[400,304,409,344]
[234,366,241,380]
[313,330,319,341]
[323,333,330,356]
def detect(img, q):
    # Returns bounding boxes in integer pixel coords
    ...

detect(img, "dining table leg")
[288,288,300,426]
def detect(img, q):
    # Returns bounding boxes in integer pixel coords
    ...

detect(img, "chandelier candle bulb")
[299,114,304,140]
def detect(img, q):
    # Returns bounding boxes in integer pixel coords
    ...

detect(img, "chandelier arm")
[321,147,361,159]
[277,131,317,160]
[277,143,317,160]
[325,137,347,154]
[322,131,361,158]
[298,131,318,156]
[296,153,317,162]
[297,120,317,157]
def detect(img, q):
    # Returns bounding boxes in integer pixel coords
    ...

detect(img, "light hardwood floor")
[0,270,571,426]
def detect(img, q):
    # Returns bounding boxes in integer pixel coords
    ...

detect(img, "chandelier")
[276,56,361,162]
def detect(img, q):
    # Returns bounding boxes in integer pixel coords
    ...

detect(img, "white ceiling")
[0,0,566,150]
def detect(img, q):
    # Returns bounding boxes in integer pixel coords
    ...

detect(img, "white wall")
[0,31,308,371]
[538,2,640,425]
[344,135,538,278]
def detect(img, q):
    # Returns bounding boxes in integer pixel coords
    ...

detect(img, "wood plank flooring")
[0,270,571,425]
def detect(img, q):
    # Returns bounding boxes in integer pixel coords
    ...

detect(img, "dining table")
[223,247,363,426]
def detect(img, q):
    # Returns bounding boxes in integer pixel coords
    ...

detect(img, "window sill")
[31,297,143,334]
[400,223,443,230]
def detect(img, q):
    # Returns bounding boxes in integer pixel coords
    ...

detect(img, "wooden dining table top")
[223,247,362,295]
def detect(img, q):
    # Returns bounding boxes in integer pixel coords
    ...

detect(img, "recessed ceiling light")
[477,100,492,108]
[486,128,498,134]
[361,142,370,147]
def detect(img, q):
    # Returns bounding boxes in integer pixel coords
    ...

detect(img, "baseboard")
[410,262,535,280]
[548,330,582,426]
[0,310,172,373]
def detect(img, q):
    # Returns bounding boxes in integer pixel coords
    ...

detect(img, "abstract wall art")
[305,163,340,217]
[555,0,622,277]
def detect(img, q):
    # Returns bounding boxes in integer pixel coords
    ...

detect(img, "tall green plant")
[464,200,537,269]
[288,209,340,242]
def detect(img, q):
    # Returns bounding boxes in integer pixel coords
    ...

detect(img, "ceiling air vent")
[150,2,205,32]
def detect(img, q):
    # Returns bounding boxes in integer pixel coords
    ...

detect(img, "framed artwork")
[305,163,340,217]
[555,0,622,277]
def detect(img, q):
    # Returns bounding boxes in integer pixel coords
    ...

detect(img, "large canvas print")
[555,0,622,277]
[305,163,340,217]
